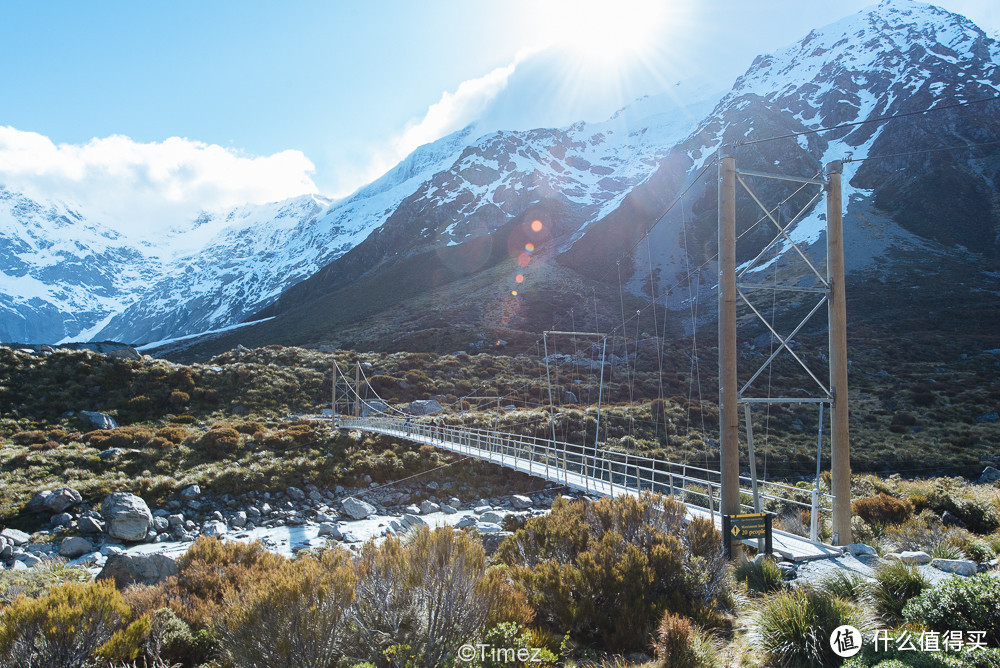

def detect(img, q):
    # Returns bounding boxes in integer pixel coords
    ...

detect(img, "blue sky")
[0,0,996,225]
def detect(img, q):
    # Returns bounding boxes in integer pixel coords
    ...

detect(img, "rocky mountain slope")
[173,0,999,360]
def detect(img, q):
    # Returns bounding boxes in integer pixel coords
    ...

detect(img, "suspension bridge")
[331,154,856,561]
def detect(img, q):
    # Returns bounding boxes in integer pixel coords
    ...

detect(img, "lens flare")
[531,220,543,232]
[511,290,518,296]
[518,252,531,267]
[515,274,524,283]
[524,242,535,253]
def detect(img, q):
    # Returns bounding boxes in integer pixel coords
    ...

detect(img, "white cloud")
[342,55,528,195]
[0,127,318,241]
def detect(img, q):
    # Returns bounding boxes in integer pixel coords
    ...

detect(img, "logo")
[831,625,863,658]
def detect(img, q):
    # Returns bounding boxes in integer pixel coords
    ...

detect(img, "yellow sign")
[728,513,768,538]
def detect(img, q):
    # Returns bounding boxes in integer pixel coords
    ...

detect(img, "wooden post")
[825,160,852,545]
[719,147,740,520]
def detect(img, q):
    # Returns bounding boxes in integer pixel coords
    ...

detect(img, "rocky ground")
[0,476,568,588]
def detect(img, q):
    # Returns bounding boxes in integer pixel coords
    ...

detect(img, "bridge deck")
[340,417,842,562]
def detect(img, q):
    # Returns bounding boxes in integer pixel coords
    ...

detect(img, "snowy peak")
[728,0,999,138]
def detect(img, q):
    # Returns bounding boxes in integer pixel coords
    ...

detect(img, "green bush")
[0,580,143,668]
[903,574,1000,647]
[216,549,356,668]
[870,561,931,625]
[817,569,869,603]
[653,611,720,668]
[733,557,785,596]
[749,586,871,668]
[494,493,727,651]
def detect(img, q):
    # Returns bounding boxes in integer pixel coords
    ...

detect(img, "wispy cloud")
[0,127,318,240]
[343,53,530,195]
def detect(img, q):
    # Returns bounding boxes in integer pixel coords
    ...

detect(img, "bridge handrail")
[339,415,832,525]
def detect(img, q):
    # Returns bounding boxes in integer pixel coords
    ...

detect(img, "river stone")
[441,503,458,514]
[28,487,83,514]
[931,558,978,576]
[59,536,93,558]
[51,512,73,527]
[318,522,343,540]
[179,484,201,500]
[97,553,178,588]
[202,520,227,537]
[286,486,305,501]
[342,497,376,520]
[481,511,506,525]
[844,543,878,556]
[510,495,533,510]
[102,493,153,542]
[1,528,31,546]
[477,522,504,533]
[420,500,440,515]
[78,517,104,535]
[402,513,427,529]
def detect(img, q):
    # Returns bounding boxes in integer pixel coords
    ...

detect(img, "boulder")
[456,516,477,528]
[407,399,443,416]
[286,486,306,502]
[50,512,73,527]
[979,466,1000,484]
[401,514,427,529]
[1,528,31,546]
[481,511,506,525]
[886,550,932,565]
[477,523,504,533]
[931,558,977,576]
[179,484,201,500]
[341,531,362,543]
[510,495,533,510]
[230,512,247,529]
[420,500,440,515]
[78,517,104,535]
[844,543,878,556]
[59,536,93,559]
[342,497,376,520]
[107,347,142,361]
[481,531,514,556]
[360,400,388,417]
[81,411,118,430]
[202,521,227,537]
[318,523,343,540]
[441,504,458,514]
[27,488,83,514]
[562,391,579,404]
[102,493,153,542]
[97,553,178,588]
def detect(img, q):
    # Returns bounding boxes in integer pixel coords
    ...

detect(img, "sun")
[532,0,669,69]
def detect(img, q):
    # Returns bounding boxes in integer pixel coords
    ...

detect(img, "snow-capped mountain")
[236,0,1000,355]
[3,0,999,353]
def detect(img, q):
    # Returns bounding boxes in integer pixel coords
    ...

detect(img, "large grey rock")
[97,553,178,588]
[1,528,31,546]
[562,391,579,404]
[510,495,533,510]
[27,488,83,514]
[78,517,104,535]
[481,531,514,557]
[481,511,506,525]
[107,347,142,361]
[408,399,443,416]
[16,553,42,567]
[286,486,305,501]
[441,504,458,514]
[420,500,441,515]
[342,497,376,520]
[845,543,878,556]
[931,558,977,576]
[59,536,93,558]
[50,513,73,527]
[81,411,118,430]
[102,492,153,542]
[886,550,932,565]
[361,400,388,417]
[179,484,201,500]
[318,522,343,540]
[477,522,504,533]
[201,520,227,537]
[979,466,1000,484]
[402,514,427,529]
[230,512,247,529]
